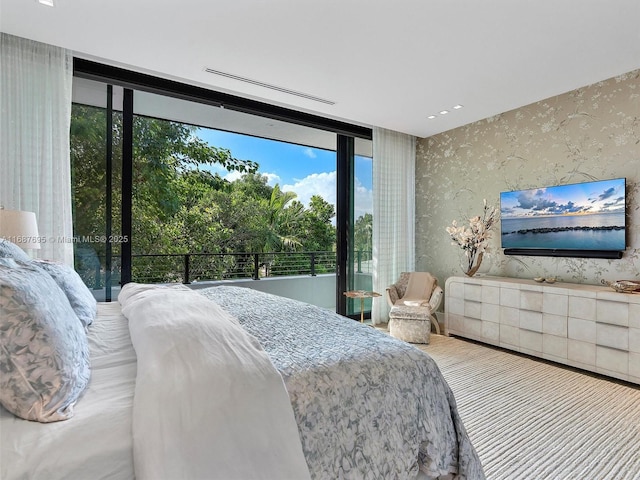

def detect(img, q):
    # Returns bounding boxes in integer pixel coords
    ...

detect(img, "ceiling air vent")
[204,68,335,105]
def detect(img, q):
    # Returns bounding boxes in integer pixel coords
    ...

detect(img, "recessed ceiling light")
[429,106,463,119]
[37,0,55,6]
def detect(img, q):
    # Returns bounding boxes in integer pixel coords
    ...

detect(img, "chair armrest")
[429,286,444,313]
[386,286,399,307]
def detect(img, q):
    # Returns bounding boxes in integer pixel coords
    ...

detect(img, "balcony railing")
[133,251,339,284]
[79,250,372,288]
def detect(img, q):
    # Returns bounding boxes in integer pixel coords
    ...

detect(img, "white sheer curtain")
[371,127,416,325]
[0,33,74,265]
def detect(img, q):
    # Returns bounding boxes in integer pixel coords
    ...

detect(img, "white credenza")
[445,275,640,385]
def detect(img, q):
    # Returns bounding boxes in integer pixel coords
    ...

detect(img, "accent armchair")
[386,272,443,342]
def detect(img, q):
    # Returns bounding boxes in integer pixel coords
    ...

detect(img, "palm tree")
[264,184,303,252]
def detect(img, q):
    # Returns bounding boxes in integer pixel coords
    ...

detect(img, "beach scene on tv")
[500,178,626,251]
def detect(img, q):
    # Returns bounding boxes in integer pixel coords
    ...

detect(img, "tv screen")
[500,178,626,257]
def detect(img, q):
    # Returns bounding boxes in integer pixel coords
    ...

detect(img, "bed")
[0,276,484,479]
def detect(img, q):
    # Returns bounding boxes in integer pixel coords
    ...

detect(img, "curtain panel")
[0,33,74,265]
[371,127,416,324]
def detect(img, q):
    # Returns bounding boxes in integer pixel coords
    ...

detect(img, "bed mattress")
[0,302,136,480]
[1,286,484,480]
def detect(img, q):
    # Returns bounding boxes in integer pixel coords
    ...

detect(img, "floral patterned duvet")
[200,286,484,480]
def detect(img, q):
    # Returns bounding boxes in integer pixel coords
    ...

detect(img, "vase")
[461,252,484,277]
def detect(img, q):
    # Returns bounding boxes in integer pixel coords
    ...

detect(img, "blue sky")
[197,128,373,219]
[500,178,625,218]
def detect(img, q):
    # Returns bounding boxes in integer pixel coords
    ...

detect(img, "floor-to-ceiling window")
[71,60,372,317]
[70,81,123,302]
[346,145,374,317]
[131,90,339,292]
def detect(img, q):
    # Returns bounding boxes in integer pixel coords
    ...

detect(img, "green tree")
[71,104,339,284]
[354,213,373,254]
[299,195,336,252]
[232,172,273,201]
[263,184,303,252]
[71,105,257,283]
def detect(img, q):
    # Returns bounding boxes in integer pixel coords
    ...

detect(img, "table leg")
[360,297,365,323]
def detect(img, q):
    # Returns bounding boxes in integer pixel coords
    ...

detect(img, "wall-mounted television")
[500,178,626,259]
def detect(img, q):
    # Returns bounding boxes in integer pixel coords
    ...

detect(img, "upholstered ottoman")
[388,305,432,344]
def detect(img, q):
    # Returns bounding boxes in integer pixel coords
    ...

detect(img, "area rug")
[417,335,640,480]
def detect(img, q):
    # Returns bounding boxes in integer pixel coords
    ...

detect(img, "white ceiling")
[1,0,639,138]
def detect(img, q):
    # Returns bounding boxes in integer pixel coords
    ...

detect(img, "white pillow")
[0,258,91,422]
[0,238,30,262]
[34,259,97,328]
[118,282,191,306]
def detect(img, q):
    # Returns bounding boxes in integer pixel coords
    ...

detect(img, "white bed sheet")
[0,302,136,480]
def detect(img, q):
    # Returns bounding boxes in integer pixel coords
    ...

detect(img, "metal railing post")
[357,250,362,273]
[94,263,101,289]
[184,254,190,284]
[253,253,260,280]
[310,252,316,276]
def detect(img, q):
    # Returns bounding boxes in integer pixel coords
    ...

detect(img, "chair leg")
[430,315,441,335]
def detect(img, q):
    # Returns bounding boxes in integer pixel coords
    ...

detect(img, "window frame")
[73,59,372,317]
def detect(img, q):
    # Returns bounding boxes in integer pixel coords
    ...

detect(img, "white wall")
[416,69,640,292]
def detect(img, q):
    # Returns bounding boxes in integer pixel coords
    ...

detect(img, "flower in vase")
[445,199,498,276]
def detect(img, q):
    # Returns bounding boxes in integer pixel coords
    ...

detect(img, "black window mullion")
[336,134,354,316]
[105,84,113,301]
[120,88,133,285]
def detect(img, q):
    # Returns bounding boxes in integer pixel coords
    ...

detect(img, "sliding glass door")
[71,60,372,316]
[70,80,123,302]
[346,147,374,317]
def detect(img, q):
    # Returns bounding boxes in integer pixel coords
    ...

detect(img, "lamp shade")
[0,209,41,250]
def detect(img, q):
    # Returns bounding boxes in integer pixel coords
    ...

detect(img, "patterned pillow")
[34,259,97,328]
[0,238,31,262]
[0,258,91,422]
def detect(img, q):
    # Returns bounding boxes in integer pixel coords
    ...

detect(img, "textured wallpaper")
[416,69,640,297]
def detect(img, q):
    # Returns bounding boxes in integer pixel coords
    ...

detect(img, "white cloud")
[354,176,373,220]
[302,147,317,159]
[201,163,226,174]
[223,170,243,182]
[263,172,281,186]
[283,172,336,208]
[216,168,280,186]
[199,164,373,221]
[282,171,373,222]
